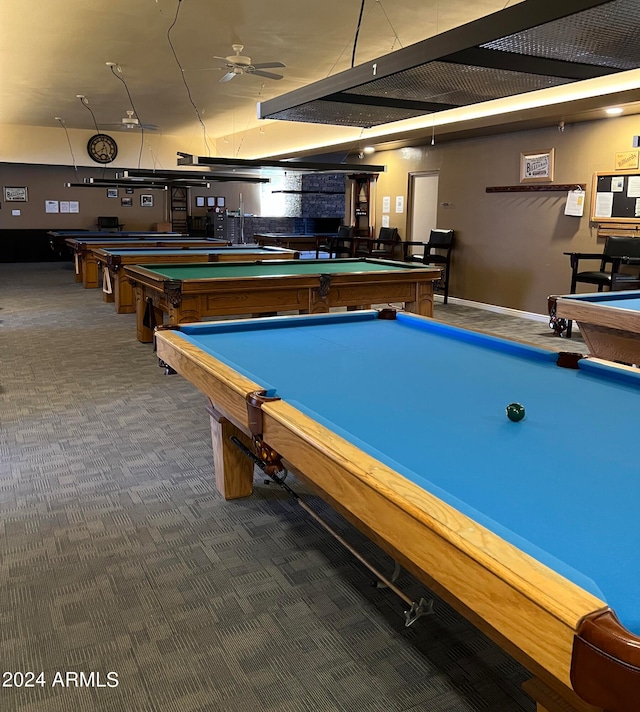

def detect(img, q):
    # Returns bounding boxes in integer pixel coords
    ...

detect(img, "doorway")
[408,171,439,258]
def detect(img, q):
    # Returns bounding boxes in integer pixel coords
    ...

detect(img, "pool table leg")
[114,273,135,314]
[83,254,100,289]
[135,288,162,343]
[404,281,434,317]
[167,296,200,327]
[206,402,254,499]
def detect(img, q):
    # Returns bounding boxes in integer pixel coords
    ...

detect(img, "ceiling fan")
[104,110,159,131]
[212,44,285,82]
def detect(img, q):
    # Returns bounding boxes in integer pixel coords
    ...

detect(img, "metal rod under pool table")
[230,436,433,627]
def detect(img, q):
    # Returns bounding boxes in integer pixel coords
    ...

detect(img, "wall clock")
[87,134,118,164]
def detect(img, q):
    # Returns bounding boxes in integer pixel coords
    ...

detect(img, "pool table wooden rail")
[254,233,328,251]
[66,238,227,287]
[549,293,640,365]
[129,261,440,343]
[47,230,182,257]
[155,322,612,712]
[94,246,300,314]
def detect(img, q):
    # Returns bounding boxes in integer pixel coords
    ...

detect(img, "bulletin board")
[591,171,640,224]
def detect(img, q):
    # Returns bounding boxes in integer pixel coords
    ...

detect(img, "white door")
[408,172,439,257]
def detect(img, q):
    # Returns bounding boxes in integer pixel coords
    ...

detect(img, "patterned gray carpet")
[0,263,584,712]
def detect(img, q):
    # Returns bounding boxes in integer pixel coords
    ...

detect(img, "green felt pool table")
[93,246,299,313]
[155,309,640,712]
[124,259,440,342]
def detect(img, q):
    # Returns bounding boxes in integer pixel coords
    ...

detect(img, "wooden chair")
[563,236,640,336]
[354,227,400,260]
[97,216,124,231]
[316,225,354,258]
[403,229,455,303]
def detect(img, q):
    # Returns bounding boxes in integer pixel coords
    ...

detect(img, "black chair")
[354,227,400,260]
[316,225,354,258]
[403,229,455,303]
[97,216,124,231]
[563,236,640,336]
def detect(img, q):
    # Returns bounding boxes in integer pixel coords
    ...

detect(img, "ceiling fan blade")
[101,123,160,131]
[126,126,160,132]
[251,69,284,80]
[252,62,286,69]
[219,72,236,83]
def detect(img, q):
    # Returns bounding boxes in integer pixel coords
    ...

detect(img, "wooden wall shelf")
[486,184,586,193]
[595,223,640,238]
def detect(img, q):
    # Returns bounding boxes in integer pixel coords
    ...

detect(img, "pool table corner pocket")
[570,608,640,712]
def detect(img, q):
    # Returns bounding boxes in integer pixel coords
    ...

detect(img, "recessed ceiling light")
[605,107,624,115]
[363,146,376,154]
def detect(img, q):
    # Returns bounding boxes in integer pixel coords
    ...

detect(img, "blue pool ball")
[506,403,525,422]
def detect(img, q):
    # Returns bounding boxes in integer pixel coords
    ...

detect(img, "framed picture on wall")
[520,148,555,183]
[107,188,118,198]
[125,187,134,194]
[4,187,28,201]
[140,194,154,207]
[196,196,205,207]
[121,197,133,207]
[216,196,225,207]
[207,197,215,207]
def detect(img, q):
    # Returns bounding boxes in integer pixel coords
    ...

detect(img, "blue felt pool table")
[47,229,183,255]
[60,236,228,287]
[550,290,640,365]
[155,309,640,712]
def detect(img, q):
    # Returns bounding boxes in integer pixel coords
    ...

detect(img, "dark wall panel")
[0,230,67,262]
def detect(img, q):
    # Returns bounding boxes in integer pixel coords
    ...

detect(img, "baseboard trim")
[436,294,550,324]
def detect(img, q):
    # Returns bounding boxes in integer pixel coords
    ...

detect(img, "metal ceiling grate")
[481,1,640,68]
[348,62,574,112]
[258,0,640,129]
[264,99,428,128]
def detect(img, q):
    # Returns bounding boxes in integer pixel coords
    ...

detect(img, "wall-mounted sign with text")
[4,187,28,202]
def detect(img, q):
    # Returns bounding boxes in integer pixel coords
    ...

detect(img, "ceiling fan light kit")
[122,110,140,128]
[228,44,251,66]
